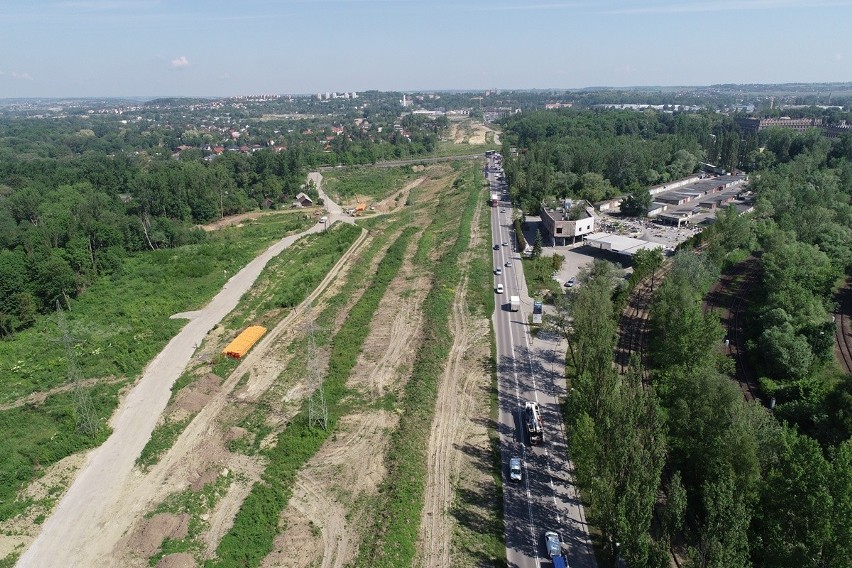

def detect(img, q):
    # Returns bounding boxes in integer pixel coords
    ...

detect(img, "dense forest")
[512,107,852,567]
[0,104,449,336]
[498,108,760,212]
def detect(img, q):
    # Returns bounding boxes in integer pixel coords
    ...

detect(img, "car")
[509,457,523,482]
[496,283,504,294]
[494,244,500,250]
[565,277,576,288]
[495,267,503,275]
[502,242,509,247]
[505,261,513,267]
[544,531,562,557]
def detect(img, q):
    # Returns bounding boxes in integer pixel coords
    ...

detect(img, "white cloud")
[171,56,189,69]
[11,72,33,80]
[835,53,844,61]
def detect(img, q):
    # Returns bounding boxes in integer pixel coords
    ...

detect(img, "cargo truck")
[525,401,543,445]
[510,295,520,311]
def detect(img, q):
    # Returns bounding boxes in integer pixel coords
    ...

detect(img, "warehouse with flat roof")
[582,232,664,257]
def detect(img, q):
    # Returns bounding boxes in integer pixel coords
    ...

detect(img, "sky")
[1,0,851,98]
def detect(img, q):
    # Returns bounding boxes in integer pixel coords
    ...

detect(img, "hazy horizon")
[3,0,852,99]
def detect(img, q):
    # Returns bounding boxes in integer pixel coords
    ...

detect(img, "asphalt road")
[487,156,597,568]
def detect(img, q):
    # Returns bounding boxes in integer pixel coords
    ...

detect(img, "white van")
[496,283,504,294]
[319,216,328,224]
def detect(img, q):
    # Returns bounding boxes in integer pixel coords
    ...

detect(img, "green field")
[321,165,422,202]
[0,213,312,522]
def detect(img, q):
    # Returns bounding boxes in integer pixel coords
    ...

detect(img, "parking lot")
[517,212,699,290]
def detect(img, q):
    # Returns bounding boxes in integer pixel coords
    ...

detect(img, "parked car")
[565,277,576,288]
[509,457,523,482]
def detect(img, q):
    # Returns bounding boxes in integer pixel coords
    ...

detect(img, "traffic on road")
[486,150,596,568]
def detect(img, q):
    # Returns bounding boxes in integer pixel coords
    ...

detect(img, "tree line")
[0,111,449,337]
[525,106,852,567]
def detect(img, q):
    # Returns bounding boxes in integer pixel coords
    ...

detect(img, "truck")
[525,401,543,445]
[544,531,566,568]
[532,299,543,324]
[510,295,520,312]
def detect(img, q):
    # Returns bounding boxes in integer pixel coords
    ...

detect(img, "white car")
[505,261,513,267]
[495,267,503,275]
[509,457,522,482]
[496,283,504,294]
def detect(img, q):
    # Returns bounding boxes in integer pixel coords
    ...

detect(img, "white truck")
[510,295,520,312]
[525,401,543,445]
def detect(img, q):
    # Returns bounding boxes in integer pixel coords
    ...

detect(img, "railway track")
[702,258,762,403]
[835,282,852,376]
[727,267,761,402]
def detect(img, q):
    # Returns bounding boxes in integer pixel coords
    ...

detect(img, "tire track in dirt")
[86,228,370,567]
[417,194,484,568]
[261,232,431,568]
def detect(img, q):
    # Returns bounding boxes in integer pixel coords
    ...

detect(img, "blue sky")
[1,0,851,98]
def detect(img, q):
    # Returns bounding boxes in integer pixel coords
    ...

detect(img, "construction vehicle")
[525,401,543,445]
[510,295,520,312]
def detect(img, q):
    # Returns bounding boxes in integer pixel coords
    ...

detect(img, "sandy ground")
[198,209,320,232]
[15,186,363,568]
[449,120,498,145]
[10,167,463,568]
[258,181,443,568]
[372,176,426,215]
[417,194,497,567]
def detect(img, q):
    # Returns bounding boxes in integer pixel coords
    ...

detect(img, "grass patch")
[137,416,193,470]
[355,166,481,567]
[522,255,563,300]
[0,550,20,568]
[206,226,418,568]
[222,224,363,331]
[147,470,234,566]
[0,381,125,520]
[0,215,312,405]
[321,166,422,202]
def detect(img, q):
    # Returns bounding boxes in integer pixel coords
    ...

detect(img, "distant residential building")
[294,192,314,207]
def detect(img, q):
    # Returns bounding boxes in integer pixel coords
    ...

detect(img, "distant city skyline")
[2,0,851,98]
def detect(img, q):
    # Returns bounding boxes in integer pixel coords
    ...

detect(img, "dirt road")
[17,190,352,568]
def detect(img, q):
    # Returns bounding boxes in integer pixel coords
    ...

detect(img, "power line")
[55,301,100,438]
[304,302,328,430]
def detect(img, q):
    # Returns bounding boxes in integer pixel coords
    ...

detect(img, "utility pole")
[56,301,99,438]
[305,303,328,430]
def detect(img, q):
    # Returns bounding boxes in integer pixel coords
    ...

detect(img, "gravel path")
[17,179,348,568]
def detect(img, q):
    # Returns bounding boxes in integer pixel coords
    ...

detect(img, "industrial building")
[582,233,663,257]
[539,200,596,246]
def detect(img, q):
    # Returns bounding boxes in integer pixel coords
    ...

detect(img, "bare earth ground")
[417,196,497,567]
[8,166,463,568]
[448,121,497,145]
[258,175,450,568]
[103,228,372,567]
[260,261,424,568]
[372,176,426,214]
[198,209,320,232]
[108,182,443,567]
